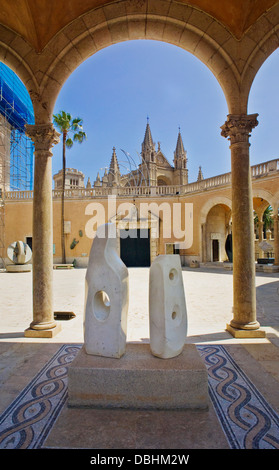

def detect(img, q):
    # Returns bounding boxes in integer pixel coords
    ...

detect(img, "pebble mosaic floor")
[0,344,278,449]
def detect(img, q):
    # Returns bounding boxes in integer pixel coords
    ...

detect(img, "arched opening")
[50,39,228,263]
[253,197,274,263]
[157,177,171,186]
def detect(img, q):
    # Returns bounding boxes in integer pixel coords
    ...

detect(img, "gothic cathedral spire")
[108,147,120,186]
[173,128,188,185]
[141,118,156,163]
[141,118,157,186]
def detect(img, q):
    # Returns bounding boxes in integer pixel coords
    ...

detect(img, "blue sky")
[51,40,279,185]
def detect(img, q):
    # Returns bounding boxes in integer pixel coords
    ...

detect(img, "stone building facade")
[4,157,279,271]
[53,168,85,190]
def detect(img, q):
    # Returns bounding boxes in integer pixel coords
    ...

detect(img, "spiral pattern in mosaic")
[0,344,278,449]
[0,345,81,449]
[197,345,279,449]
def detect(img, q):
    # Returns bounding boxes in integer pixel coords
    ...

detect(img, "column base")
[24,323,62,338]
[226,323,266,338]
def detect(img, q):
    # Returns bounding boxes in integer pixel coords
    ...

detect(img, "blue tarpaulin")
[0,62,34,131]
[0,62,34,190]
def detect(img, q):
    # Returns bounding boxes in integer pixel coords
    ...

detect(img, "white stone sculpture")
[84,223,129,358]
[149,254,187,359]
[6,241,32,272]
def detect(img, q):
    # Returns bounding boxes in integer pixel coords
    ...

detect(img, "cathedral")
[91,120,201,189]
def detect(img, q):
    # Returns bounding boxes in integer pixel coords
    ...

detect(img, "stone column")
[258,219,263,242]
[273,208,279,265]
[201,223,207,262]
[24,123,61,337]
[221,114,265,337]
[258,218,264,258]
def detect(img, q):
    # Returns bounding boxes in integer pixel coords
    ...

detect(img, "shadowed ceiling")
[0,0,278,52]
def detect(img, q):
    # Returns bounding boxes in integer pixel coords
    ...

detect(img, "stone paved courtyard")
[0,266,278,343]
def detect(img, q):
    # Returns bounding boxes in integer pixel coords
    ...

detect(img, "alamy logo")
[84,196,193,249]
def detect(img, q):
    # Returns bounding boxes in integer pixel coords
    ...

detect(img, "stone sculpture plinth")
[68,343,208,410]
[84,223,129,358]
[149,255,187,358]
[6,240,32,272]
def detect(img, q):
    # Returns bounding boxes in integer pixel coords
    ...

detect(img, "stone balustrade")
[3,158,279,201]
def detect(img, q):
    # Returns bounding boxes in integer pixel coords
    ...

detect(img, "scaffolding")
[0,62,34,267]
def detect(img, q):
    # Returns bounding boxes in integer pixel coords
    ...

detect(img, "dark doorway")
[212,239,219,262]
[26,237,32,250]
[120,228,150,267]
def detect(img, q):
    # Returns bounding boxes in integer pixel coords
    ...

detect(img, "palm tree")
[53,111,87,264]
[254,205,274,238]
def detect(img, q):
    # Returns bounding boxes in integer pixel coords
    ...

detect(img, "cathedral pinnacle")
[142,118,155,150]
[197,166,204,181]
[174,128,186,158]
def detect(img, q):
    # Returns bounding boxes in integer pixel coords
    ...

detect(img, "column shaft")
[230,140,258,328]
[221,114,265,337]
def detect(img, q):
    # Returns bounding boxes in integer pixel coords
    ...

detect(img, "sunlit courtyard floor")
[0,266,278,451]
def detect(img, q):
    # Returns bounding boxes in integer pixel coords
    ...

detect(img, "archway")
[157,177,171,186]
[253,197,273,261]
[200,200,232,263]
[51,38,229,263]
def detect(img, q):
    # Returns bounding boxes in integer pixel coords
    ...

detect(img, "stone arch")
[253,194,272,242]
[199,196,232,263]
[240,3,279,112]
[272,190,279,208]
[252,189,274,210]
[199,196,232,226]
[37,1,241,122]
[157,176,171,186]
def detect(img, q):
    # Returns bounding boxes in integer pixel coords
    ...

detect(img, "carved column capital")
[25,123,60,154]
[220,114,258,144]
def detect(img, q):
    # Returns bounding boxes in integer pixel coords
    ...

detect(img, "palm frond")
[73,131,87,143]
[53,111,72,131]
[71,117,82,123]
[66,137,74,149]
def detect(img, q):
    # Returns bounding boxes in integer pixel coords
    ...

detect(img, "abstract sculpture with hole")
[6,240,32,272]
[84,223,129,358]
[149,254,187,358]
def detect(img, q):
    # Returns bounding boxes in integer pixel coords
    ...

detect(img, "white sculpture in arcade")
[6,240,32,272]
[84,223,129,358]
[83,224,187,360]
